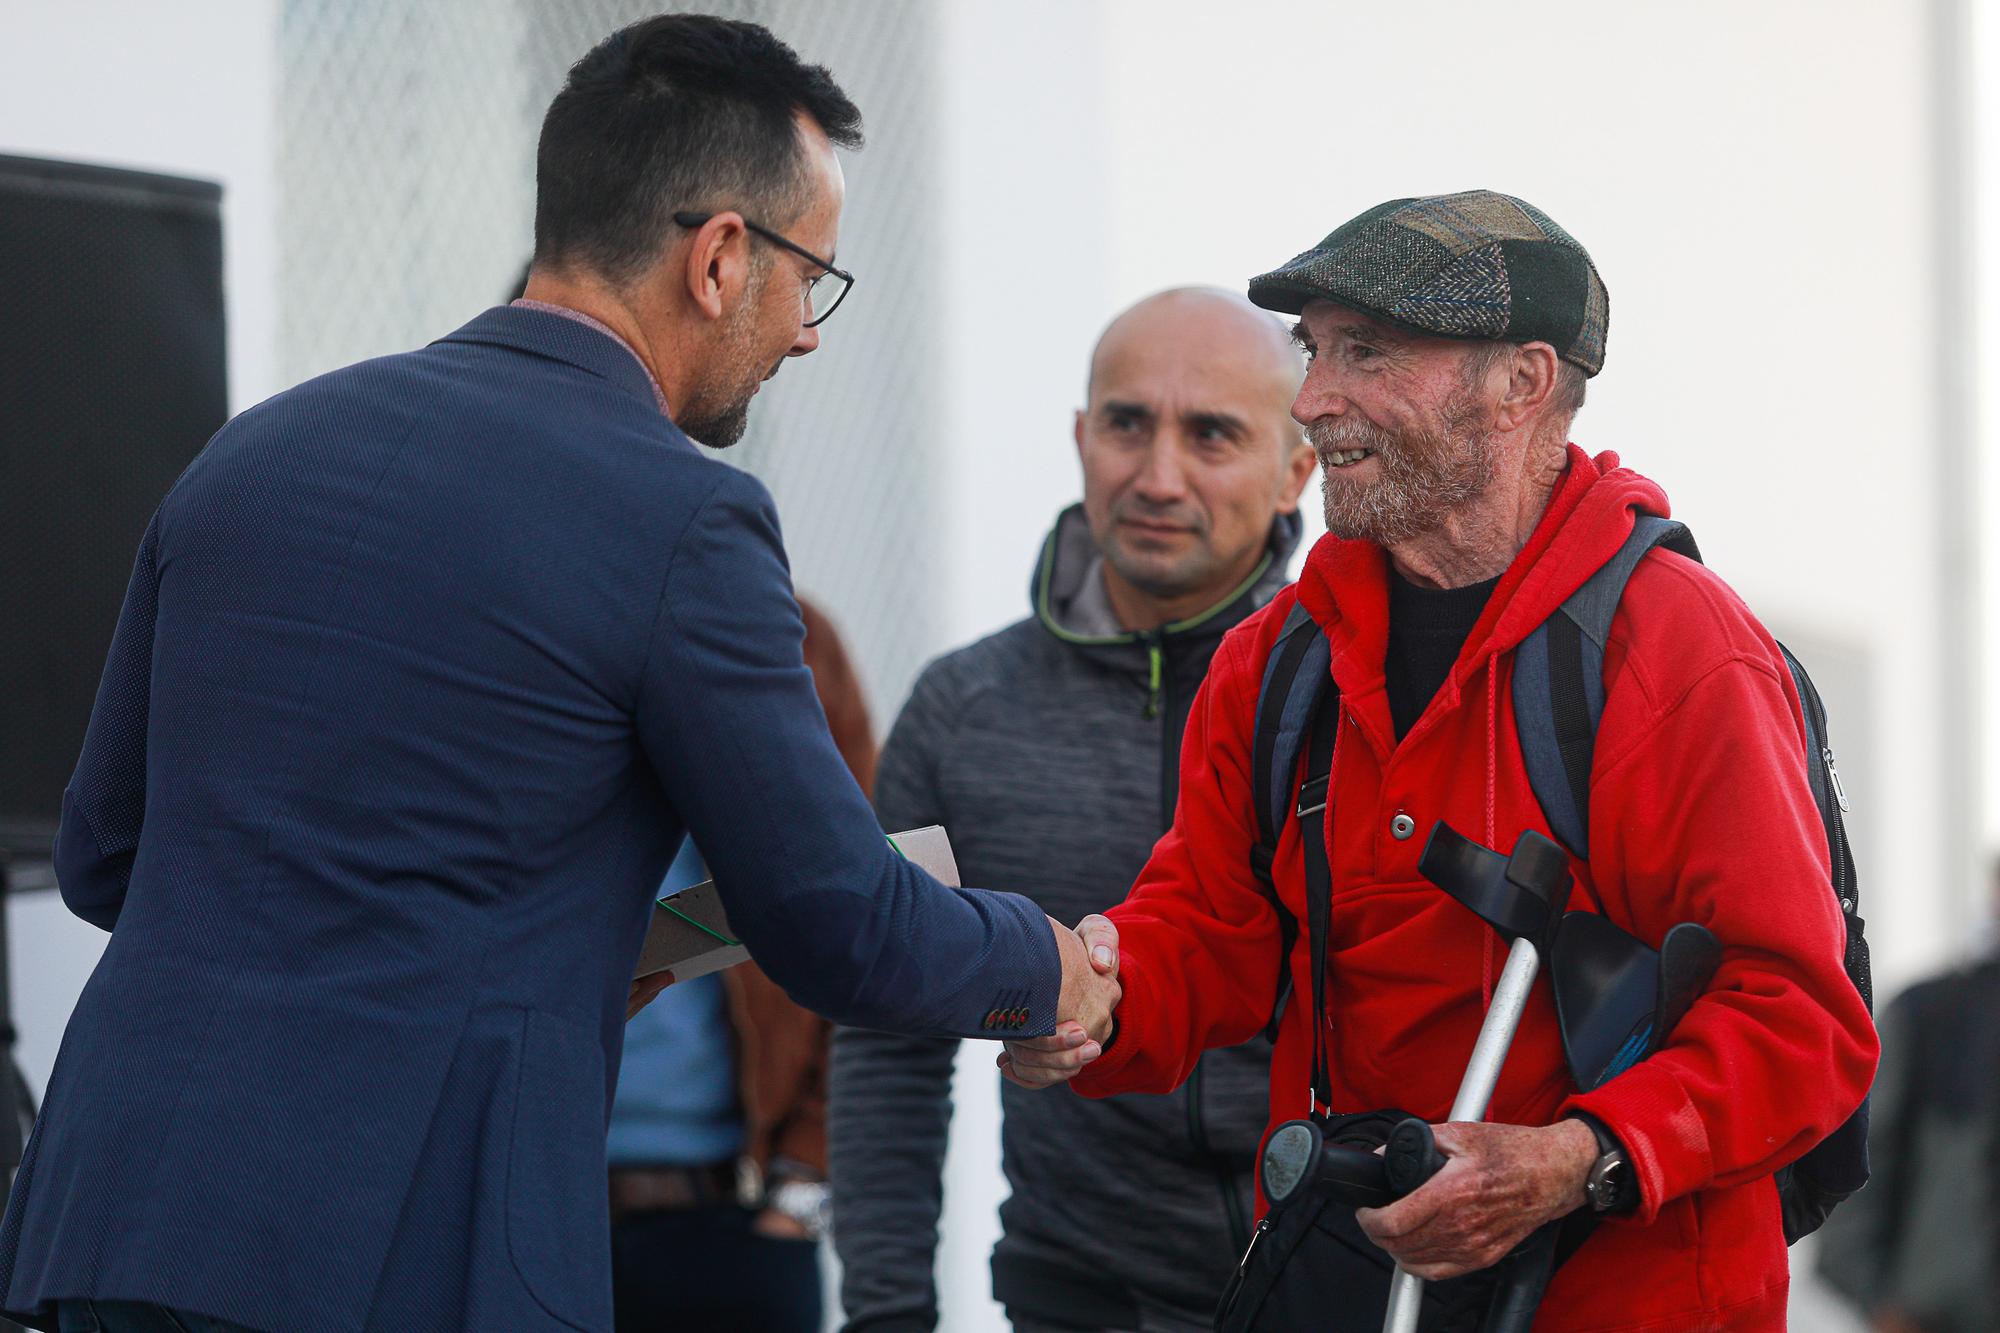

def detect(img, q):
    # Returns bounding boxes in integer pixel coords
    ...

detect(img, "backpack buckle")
[1296,775,1330,820]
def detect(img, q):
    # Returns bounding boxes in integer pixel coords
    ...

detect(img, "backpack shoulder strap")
[1775,644,1871,1011]
[1300,690,1338,1112]
[1253,602,1334,851]
[1513,518,1877,1242]
[1249,601,1335,1038]
[1512,515,1701,860]
[1772,640,1875,1237]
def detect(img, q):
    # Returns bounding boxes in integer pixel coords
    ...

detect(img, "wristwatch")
[766,1178,833,1240]
[1574,1114,1637,1215]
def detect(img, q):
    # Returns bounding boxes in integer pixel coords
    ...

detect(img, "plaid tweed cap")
[1248,190,1609,376]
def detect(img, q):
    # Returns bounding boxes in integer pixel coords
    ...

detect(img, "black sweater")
[1385,569,1500,740]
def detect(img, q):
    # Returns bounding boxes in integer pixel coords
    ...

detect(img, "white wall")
[930,10,1116,1323]
[1977,0,2000,889]
[936,3,1117,647]
[0,0,281,1101]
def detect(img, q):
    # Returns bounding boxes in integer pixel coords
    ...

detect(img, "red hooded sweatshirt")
[1072,448,1877,1331]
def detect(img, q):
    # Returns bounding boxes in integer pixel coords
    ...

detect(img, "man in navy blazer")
[0,16,1119,1333]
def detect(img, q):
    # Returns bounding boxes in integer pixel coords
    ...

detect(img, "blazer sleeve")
[829,662,965,1332]
[53,510,164,931]
[635,469,1059,1039]
[728,599,877,1184]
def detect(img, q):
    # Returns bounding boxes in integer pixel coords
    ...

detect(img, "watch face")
[1588,1155,1628,1211]
[772,1181,832,1237]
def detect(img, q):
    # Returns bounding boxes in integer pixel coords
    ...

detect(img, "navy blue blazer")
[0,308,1059,1333]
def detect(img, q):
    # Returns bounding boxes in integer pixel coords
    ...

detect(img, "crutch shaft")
[1450,937,1541,1121]
[1383,937,1542,1333]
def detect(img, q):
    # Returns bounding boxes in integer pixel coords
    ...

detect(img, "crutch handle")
[1383,1118,1446,1197]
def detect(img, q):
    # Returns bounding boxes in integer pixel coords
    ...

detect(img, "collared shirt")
[509,298,671,416]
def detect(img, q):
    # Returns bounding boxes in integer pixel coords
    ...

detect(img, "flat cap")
[1248,190,1608,376]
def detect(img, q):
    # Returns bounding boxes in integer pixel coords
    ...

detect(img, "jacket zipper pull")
[1230,1215,1272,1282]
[1823,746,1851,813]
[1144,641,1163,719]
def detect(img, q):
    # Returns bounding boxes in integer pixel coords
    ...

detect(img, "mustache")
[1111,498,1207,533]
[1307,417,1394,460]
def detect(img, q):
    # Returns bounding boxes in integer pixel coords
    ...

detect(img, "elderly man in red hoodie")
[1000,191,1876,1332]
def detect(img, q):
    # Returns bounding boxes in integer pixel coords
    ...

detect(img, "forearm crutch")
[1383,825,1574,1333]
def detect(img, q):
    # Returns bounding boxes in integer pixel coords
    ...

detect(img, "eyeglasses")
[672,210,854,327]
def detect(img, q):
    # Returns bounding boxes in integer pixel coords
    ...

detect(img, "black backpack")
[1246,515,1874,1242]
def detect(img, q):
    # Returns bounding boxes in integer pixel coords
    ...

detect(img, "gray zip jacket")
[830,504,1301,1332]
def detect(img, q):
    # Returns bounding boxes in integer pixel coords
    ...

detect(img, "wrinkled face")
[677,117,846,448]
[1290,301,1500,545]
[1077,295,1308,606]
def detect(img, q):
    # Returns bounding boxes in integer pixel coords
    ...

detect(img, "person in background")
[830,289,1315,1333]
[1816,859,2000,1333]
[611,598,873,1333]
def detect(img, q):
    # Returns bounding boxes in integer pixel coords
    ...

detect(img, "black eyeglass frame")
[672,210,854,327]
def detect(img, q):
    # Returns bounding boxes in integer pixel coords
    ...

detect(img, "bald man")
[829,290,1316,1333]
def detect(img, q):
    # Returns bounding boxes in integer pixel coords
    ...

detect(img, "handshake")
[998,914,1123,1090]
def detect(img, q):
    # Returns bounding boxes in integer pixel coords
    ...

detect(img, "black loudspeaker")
[0,155,227,856]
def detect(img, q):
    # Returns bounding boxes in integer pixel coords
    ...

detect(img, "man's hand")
[997,915,1120,1090]
[1356,1119,1597,1279]
[751,1208,812,1241]
[1868,1312,1929,1333]
[626,969,675,1020]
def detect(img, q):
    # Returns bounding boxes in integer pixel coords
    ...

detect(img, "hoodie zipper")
[1795,667,1857,914]
[1034,530,1273,720]
[1033,522,1272,1255]
[1143,637,1164,720]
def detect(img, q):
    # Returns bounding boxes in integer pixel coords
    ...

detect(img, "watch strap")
[1571,1112,1637,1215]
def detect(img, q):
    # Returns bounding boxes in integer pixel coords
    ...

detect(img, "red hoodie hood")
[1295,445,1670,710]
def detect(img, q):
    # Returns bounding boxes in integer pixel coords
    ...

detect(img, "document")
[632,825,960,981]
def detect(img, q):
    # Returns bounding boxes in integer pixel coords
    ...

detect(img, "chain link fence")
[278,0,946,725]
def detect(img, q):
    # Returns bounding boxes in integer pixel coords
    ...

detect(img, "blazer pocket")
[505,1006,612,1331]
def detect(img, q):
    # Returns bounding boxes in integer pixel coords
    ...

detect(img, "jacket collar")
[1295,445,1671,750]
[1032,502,1303,664]
[434,305,665,414]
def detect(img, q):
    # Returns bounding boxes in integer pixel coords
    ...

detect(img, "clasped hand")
[998,914,1121,1089]
[1355,1118,1598,1279]
[626,969,675,1019]
[950,905,1602,1279]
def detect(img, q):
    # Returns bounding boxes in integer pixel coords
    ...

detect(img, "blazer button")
[1390,812,1416,841]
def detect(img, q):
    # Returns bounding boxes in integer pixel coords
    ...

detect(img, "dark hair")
[533,14,862,284]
